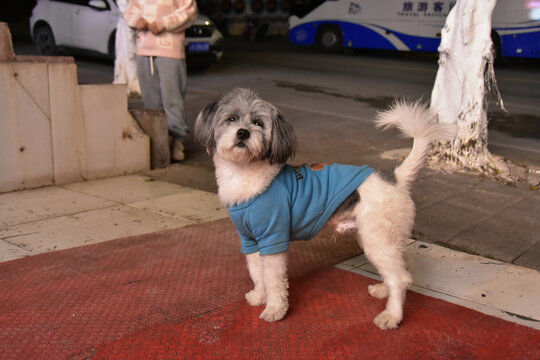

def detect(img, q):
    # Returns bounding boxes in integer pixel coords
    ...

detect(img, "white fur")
[214,154,282,206]
[194,89,454,329]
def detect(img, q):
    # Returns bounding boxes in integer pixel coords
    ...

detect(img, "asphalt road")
[14,36,540,115]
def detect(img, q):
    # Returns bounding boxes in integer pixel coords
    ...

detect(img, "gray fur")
[376,170,397,185]
[194,101,219,154]
[194,88,297,164]
[266,111,296,164]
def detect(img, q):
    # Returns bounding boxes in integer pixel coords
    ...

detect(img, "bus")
[288,0,540,59]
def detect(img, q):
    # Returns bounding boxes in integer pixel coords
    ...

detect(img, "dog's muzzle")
[236,128,250,148]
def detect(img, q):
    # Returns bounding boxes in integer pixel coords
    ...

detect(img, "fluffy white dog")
[194,88,454,329]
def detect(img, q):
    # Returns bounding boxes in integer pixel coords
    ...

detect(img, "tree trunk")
[428,0,518,183]
[113,0,141,96]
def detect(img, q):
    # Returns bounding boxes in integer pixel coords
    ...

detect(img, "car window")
[51,0,91,6]
[51,0,113,10]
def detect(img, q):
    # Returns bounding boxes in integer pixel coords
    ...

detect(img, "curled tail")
[375,100,456,190]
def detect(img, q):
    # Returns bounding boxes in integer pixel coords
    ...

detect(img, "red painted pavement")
[1,219,539,359]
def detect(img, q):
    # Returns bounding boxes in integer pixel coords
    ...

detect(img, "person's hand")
[136,18,149,31]
[149,22,162,35]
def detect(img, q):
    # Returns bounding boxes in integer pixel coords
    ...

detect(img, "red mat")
[0,219,538,360]
[93,269,540,360]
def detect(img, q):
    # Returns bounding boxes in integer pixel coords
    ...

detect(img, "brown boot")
[171,139,185,162]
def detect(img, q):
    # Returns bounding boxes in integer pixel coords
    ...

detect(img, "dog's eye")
[253,120,264,128]
[226,116,236,122]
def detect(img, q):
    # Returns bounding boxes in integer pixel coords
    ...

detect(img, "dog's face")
[195,88,297,164]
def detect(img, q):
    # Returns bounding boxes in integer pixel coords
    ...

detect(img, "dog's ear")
[194,101,219,154]
[266,110,297,164]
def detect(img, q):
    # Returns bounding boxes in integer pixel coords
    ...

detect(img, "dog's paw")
[368,283,389,299]
[259,305,288,322]
[245,290,266,306]
[373,310,401,330]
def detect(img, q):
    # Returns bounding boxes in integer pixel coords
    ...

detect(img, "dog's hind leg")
[356,175,415,329]
[259,252,289,322]
[363,240,412,330]
[245,252,266,306]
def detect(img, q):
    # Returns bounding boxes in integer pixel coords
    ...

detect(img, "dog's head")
[194,88,297,164]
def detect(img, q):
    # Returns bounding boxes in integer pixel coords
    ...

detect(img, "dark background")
[0,1,38,40]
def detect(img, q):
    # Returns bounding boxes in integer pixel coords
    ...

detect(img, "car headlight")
[186,24,214,38]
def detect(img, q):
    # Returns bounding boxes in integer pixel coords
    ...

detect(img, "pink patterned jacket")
[125,0,197,59]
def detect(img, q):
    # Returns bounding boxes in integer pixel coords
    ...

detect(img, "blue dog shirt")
[227,163,374,255]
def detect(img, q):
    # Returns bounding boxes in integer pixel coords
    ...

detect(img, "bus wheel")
[316,24,343,53]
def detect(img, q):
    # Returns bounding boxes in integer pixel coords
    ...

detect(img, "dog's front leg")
[259,252,289,322]
[245,252,266,306]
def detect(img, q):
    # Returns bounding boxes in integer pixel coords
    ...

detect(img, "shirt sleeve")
[249,193,292,256]
[156,0,198,33]
[124,0,141,29]
[238,228,258,254]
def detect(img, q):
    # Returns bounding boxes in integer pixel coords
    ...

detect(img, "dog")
[194,88,455,329]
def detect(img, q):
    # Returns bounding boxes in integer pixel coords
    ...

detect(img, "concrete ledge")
[0,22,150,193]
[0,23,15,61]
[14,55,75,63]
[130,109,171,169]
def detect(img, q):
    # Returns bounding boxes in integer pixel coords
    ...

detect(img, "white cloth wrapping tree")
[428,0,515,182]
[113,0,141,96]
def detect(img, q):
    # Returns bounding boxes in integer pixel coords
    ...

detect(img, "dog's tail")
[375,100,456,190]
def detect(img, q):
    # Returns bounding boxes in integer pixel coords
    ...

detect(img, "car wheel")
[108,30,116,60]
[34,25,57,56]
[316,24,343,54]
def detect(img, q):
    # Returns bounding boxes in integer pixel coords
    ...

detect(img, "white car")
[29,0,223,69]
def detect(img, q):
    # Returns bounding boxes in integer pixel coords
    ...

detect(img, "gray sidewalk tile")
[0,205,192,258]
[514,241,540,269]
[0,186,116,228]
[415,202,487,243]
[130,190,228,224]
[443,188,520,216]
[449,201,540,264]
[412,176,472,210]
[64,175,191,204]
[0,239,30,262]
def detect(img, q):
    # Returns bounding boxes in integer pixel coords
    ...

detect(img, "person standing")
[125,0,197,161]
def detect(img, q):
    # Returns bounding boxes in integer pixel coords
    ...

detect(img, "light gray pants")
[136,55,188,141]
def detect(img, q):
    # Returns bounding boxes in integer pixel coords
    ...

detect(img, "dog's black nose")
[237,128,250,141]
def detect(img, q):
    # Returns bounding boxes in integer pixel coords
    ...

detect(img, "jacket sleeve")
[124,0,141,29]
[156,0,198,33]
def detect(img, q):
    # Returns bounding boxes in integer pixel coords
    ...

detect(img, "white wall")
[0,51,150,193]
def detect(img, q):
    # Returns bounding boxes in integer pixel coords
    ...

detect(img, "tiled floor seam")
[0,204,120,230]
[122,202,197,225]
[414,184,471,211]
[59,181,210,224]
[431,194,526,244]
[1,238,30,253]
[58,184,138,206]
[511,238,540,264]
